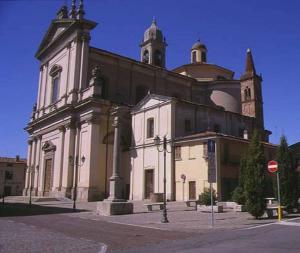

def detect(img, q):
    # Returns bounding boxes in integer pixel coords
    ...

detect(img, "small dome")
[191,40,207,50]
[143,19,163,42]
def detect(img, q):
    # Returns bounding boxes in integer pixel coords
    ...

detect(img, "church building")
[23,1,276,202]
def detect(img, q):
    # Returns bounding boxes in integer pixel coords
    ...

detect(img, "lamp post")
[154,135,172,223]
[69,155,85,212]
[2,171,6,204]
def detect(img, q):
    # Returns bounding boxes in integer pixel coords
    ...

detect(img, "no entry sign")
[268,160,278,173]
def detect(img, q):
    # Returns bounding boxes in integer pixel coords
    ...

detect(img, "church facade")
[23,1,275,201]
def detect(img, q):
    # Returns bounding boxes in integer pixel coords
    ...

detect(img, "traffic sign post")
[267,160,281,221]
[207,139,216,227]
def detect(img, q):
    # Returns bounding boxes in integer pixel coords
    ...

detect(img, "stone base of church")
[24,187,104,202]
[60,187,72,199]
[75,186,105,201]
[96,200,133,216]
[22,188,28,196]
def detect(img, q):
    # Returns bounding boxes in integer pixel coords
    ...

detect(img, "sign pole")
[268,160,281,221]
[276,171,281,221]
[207,139,216,228]
[210,183,214,227]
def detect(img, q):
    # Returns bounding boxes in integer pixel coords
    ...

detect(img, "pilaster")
[61,122,76,198]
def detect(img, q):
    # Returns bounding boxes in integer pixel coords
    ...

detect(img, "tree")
[276,135,298,211]
[244,130,267,219]
[232,156,246,205]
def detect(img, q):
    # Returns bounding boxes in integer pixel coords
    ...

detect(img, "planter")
[197,205,223,213]
[234,204,246,212]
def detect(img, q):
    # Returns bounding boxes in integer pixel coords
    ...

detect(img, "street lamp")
[2,171,6,204]
[154,135,172,223]
[69,155,85,212]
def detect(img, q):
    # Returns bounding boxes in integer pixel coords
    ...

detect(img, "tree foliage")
[232,156,246,205]
[244,130,267,219]
[199,187,217,206]
[276,135,298,211]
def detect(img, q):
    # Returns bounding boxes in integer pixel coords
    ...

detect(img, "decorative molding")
[81,33,91,43]
[59,125,66,133]
[42,141,56,152]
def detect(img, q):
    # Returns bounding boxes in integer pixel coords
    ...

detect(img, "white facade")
[130,96,175,200]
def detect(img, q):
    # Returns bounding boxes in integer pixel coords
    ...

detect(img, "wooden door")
[189,181,196,200]
[44,159,53,194]
[144,170,154,199]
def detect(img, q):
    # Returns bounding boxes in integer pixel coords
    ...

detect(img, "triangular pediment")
[132,93,173,113]
[35,19,74,59]
[35,18,97,60]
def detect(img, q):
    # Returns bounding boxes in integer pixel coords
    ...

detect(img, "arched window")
[135,85,148,104]
[192,51,197,63]
[49,65,62,104]
[143,50,149,64]
[244,86,251,101]
[153,50,162,66]
[201,52,207,62]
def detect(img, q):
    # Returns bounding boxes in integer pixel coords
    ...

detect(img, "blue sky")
[0,0,299,158]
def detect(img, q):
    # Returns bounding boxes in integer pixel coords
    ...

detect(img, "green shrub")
[232,186,245,205]
[199,187,217,205]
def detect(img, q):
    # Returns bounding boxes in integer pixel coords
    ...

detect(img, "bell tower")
[191,40,207,63]
[140,18,167,68]
[240,48,264,132]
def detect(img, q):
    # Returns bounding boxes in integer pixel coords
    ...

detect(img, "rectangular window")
[5,171,13,180]
[189,145,196,159]
[147,118,154,138]
[175,146,181,160]
[184,119,191,133]
[51,76,59,104]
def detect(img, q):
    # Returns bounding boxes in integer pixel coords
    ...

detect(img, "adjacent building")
[23,1,275,202]
[0,156,26,197]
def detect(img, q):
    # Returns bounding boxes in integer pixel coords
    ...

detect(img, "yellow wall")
[175,143,217,201]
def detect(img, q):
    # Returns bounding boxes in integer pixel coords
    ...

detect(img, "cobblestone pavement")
[28,199,281,232]
[1,198,299,252]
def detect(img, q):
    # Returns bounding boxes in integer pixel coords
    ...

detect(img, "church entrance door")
[44,158,53,196]
[144,170,154,199]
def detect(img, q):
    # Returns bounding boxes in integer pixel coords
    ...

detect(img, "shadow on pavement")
[0,202,86,217]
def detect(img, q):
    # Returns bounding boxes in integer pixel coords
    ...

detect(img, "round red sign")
[268,160,278,173]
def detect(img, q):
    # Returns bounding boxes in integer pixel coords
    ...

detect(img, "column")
[58,126,66,192]
[108,106,127,201]
[37,66,43,110]
[33,136,42,195]
[78,33,90,101]
[32,137,38,182]
[72,123,81,199]
[97,106,133,215]
[23,139,33,196]
[64,43,72,105]
[42,63,49,113]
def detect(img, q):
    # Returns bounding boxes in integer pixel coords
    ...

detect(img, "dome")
[191,40,207,50]
[143,19,164,42]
